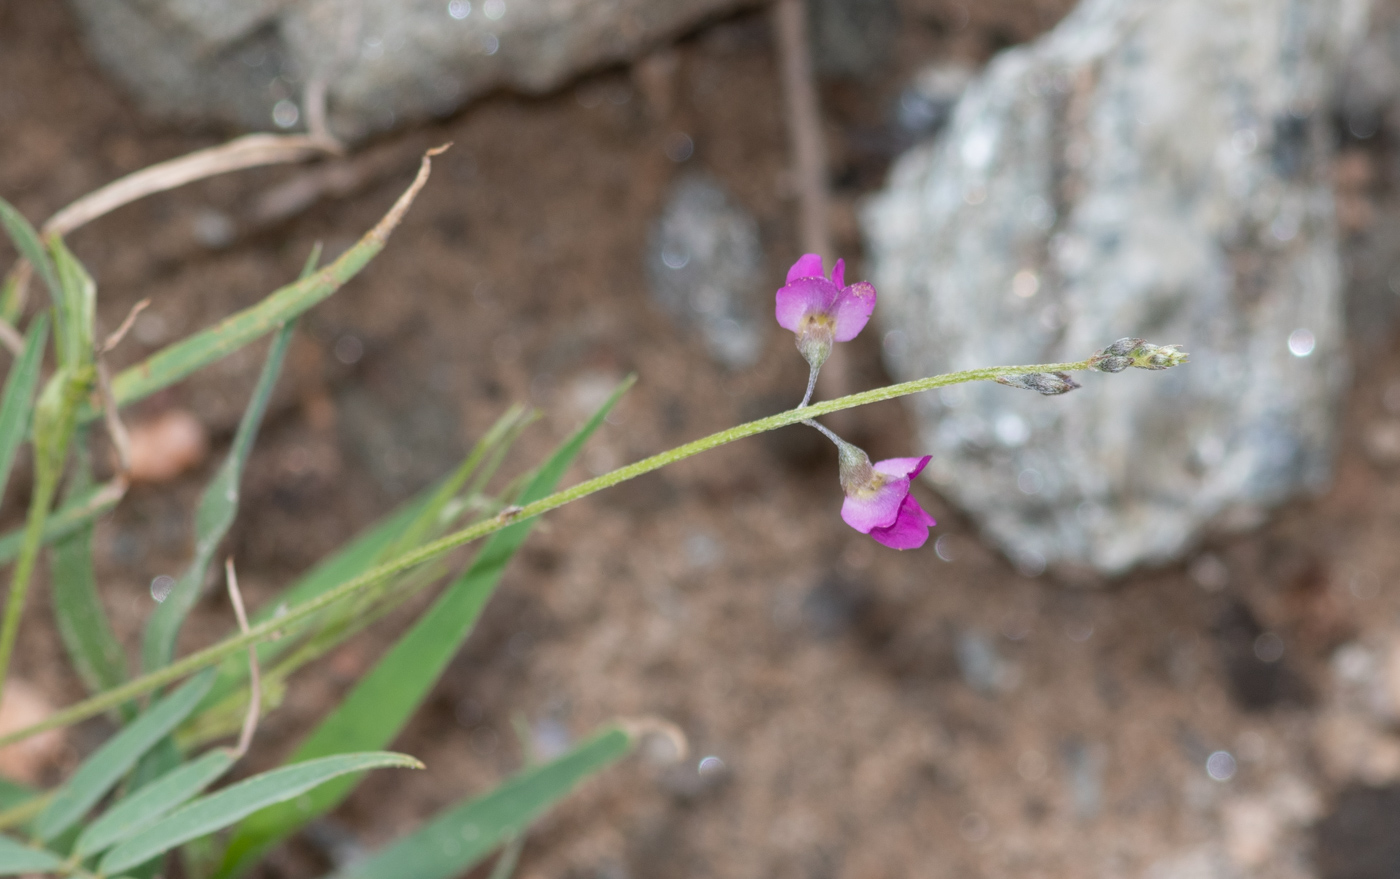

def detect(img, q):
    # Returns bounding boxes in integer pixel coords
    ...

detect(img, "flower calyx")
[995,371,1081,395]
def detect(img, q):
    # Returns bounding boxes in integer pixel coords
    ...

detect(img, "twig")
[2,132,345,312]
[304,78,332,143]
[772,0,831,259]
[95,298,150,476]
[42,134,342,238]
[94,360,132,479]
[247,139,428,228]
[101,298,150,353]
[224,558,261,758]
[772,0,852,409]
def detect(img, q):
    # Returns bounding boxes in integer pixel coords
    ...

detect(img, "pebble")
[0,679,67,783]
[126,409,209,484]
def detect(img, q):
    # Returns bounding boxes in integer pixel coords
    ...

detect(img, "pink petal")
[872,455,931,481]
[830,258,845,289]
[830,281,877,342]
[786,253,826,283]
[868,494,937,550]
[775,277,839,333]
[841,477,909,533]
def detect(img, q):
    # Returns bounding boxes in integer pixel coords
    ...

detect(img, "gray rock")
[647,175,766,370]
[862,0,1367,575]
[65,0,755,141]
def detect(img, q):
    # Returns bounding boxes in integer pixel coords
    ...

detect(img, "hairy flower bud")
[994,371,1081,395]
[1130,342,1188,370]
[1088,337,1144,373]
[1089,338,1187,372]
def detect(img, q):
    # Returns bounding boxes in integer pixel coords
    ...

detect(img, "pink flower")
[836,443,936,550]
[775,254,877,372]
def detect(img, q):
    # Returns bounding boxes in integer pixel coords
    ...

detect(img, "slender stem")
[802,418,842,448]
[0,356,1094,746]
[799,363,820,408]
[0,477,57,692]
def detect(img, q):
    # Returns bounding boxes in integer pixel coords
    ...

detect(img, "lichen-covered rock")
[863,0,1368,575]
[65,0,754,141]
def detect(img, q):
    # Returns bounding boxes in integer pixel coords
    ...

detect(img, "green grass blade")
[330,728,633,879]
[217,381,628,877]
[0,477,121,564]
[74,748,235,858]
[142,319,296,672]
[192,497,429,722]
[0,781,32,814]
[51,430,126,696]
[0,833,63,875]
[34,669,215,842]
[193,409,529,726]
[0,197,60,303]
[97,156,434,419]
[0,363,92,694]
[379,404,529,564]
[0,314,47,505]
[100,752,422,876]
[46,235,95,371]
[0,277,22,327]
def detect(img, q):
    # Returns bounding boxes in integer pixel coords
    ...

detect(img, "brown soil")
[4,2,1400,878]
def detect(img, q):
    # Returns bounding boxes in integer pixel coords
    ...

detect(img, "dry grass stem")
[43,134,342,238]
[225,558,260,759]
[367,144,451,246]
[101,298,149,353]
[95,360,132,477]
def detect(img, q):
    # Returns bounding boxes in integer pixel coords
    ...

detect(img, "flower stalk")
[0,353,1121,747]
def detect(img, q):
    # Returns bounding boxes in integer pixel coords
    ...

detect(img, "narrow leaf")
[0,197,60,303]
[0,276,22,326]
[331,728,632,879]
[0,834,63,875]
[194,406,529,724]
[219,381,630,877]
[98,154,436,418]
[142,319,296,672]
[0,314,47,504]
[51,429,127,695]
[46,235,95,370]
[100,752,422,875]
[0,363,92,694]
[0,780,32,813]
[380,404,529,563]
[34,670,215,841]
[0,476,121,564]
[74,749,235,857]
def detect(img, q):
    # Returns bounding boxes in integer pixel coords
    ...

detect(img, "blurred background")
[4,0,1400,875]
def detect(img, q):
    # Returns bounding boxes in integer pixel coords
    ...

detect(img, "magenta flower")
[835,441,936,550]
[775,254,877,378]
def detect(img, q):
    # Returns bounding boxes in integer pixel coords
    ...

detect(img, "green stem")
[0,357,1093,746]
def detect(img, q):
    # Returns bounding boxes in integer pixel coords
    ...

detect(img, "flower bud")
[1130,342,1188,370]
[994,371,1081,395]
[1089,338,1188,372]
[1088,337,1144,373]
